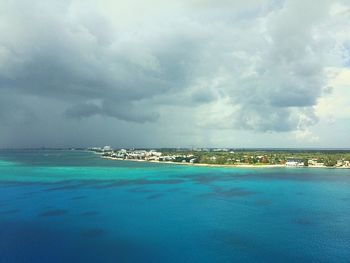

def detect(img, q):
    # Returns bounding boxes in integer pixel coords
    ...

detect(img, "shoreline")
[100,156,350,169]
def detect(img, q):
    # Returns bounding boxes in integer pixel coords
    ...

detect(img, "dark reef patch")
[177,173,229,184]
[200,187,256,198]
[38,209,67,217]
[22,191,39,196]
[43,184,88,192]
[192,175,222,184]
[166,188,181,192]
[177,172,249,185]
[128,187,154,193]
[146,193,164,199]
[42,180,109,192]
[94,179,184,189]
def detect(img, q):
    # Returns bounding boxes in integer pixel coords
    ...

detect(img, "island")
[88,147,350,169]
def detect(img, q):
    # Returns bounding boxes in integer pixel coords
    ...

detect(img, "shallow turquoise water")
[0,150,350,262]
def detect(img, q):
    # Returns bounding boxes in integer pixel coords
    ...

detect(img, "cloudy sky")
[0,0,349,148]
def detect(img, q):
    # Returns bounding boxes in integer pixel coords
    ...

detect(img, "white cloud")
[316,67,350,120]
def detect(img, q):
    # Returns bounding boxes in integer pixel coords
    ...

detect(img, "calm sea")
[0,150,350,263]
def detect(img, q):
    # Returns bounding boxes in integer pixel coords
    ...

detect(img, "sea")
[0,150,350,263]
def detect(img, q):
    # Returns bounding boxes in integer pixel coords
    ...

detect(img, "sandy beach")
[101,156,286,168]
[101,155,350,169]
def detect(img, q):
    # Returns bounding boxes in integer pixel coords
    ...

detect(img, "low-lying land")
[89,147,350,169]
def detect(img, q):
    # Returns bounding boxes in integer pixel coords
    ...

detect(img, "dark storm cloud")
[65,102,102,119]
[0,0,204,124]
[0,90,38,126]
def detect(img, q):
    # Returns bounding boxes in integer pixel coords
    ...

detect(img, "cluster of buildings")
[307,159,325,167]
[107,149,163,161]
[90,147,198,163]
[88,146,113,152]
[335,159,350,168]
[285,158,350,168]
[285,159,305,167]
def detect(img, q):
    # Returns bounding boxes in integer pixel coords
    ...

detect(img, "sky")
[0,0,349,148]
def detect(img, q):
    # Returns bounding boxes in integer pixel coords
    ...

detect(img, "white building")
[103,146,112,151]
[286,160,304,167]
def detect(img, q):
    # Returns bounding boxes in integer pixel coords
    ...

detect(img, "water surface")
[0,150,350,262]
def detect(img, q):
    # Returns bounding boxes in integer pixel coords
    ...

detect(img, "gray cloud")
[0,0,349,147]
[65,102,102,119]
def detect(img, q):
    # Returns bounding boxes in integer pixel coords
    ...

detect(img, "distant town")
[88,147,350,169]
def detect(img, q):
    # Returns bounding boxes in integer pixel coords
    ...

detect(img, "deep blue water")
[0,150,350,263]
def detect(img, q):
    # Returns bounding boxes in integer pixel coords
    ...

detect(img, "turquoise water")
[0,150,350,263]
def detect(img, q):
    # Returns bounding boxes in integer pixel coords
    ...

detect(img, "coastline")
[100,155,350,169]
[101,156,285,169]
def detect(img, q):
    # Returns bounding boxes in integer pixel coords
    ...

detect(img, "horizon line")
[1,147,350,151]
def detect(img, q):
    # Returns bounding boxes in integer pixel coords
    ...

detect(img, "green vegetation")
[159,149,350,167]
[90,147,350,168]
